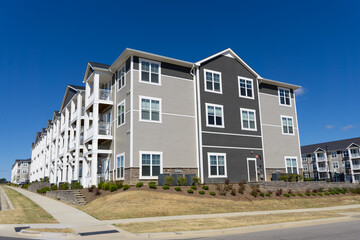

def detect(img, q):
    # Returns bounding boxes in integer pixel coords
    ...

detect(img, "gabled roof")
[301,137,360,154]
[52,111,60,122]
[59,85,84,112]
[46,120,52,128]
[34,132,41,144]
[347,143,360,149]
[69,85,85,91]
[195,48,261,78]
[259,78,301,90]
[89,62,110,69]
[83,61,111,83]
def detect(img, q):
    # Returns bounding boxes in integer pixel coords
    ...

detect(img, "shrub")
[122,185,130,191]
[95,189,101,195]
[37,187,50,194]
[165,176,175,186]
[175,187,181,191]
[324,192,330,195]
[148,181,156,186]
[136,182,144,188]
[318,187,324,192]
[288,189,293,194]
[276,188,283,196]
[177,176,187,186]
[312,189,318,193]
[304,178,313,181]
[259,192,265,197]
[305,192,311,196]
[311,193,317,196]
[87,187,93,192]
[44,177,49,182]
[149,183,157,189]
[187,189,194,194]
[21,184,29,189]
[210,191,216,196]
[109,183,118,192]
[230,187,237,196]
[98,181,104,189]
[290,193,296,197]
[238,180,247,194]
[115,181,123,189]
[199,190,205,195]
[215,183,227,196]
[298,193,303,197]
[283,193,290,197]
[72,181,83,190]
[265,193,271,197]
[317,193,323,196]
[192,177,201,185]
[59,182,69,190]
[191,185,197,190]
[104,182,111,191]
[51,185,58,191]
[250,185,259,198]
[202,185,209,190]
[162,185,170,190]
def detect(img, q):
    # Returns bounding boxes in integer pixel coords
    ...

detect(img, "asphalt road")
[190,218,360,240]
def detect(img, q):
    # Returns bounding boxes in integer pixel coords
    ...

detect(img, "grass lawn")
[27,228,73,233]
[0,187,57,224]
[78,190,360,220]
[116,211,343,233]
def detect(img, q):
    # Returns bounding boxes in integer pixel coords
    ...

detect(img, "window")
[281,116,294,135]
[240,108,257,131]
[332,161,339,169]
[140,152,162,178]
[317,152,325,160]
[285,157,298,174]
[302,155,307,162]
[116,154,125,179]
[303,164,308,171]
[208,153,227,178]
[117,100,125,127]
[23,162,28,167]
[304,173,309,179]
[343,150,349,157]
[204,69,222,93]
[22,169,28,174]
[279,88,291,106]
[206,103,224,128]
[117,64,126,91]
[140,96,161,122]
[311,154,316,161]
[140,59,160,84]
[331,152,337,158]
[238,77,254,99]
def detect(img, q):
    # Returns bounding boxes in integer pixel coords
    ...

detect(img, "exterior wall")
[198,55,265,183]
[11,160,31,184]
[259,84,301,180]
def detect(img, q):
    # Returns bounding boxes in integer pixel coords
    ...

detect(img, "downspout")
[110,68,116,182]
[190,64,200,180]
[256,77,267,181]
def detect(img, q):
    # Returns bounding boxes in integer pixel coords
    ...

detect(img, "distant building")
[301,137,360,182]
[11,159,31,184]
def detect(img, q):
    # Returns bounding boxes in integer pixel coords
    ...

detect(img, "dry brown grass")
[78,190,360,220]
[116,211,343,233]
[27,228,73,233]
[0,187,57,224]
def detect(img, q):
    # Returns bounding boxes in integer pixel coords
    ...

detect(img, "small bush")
[324,192,330,195]
[115,181,123,189]
[305,192,311,196]
[95,189,101,195]
[288,189,293,194]
[37,187,50,194]
[199,190,205,195]
[259,192,265,197]
[72,181,83,190]
[215,183,227,196]
[187,189,194,194]
[238,180,247,194]
[98,181,104,189]
[174,187,181,191]
[165,176,175,186]
[290,193,296,197]
[122,185,130,191]
[298,193,303,197]
[162,185,170,190]
[51,185,58,191]
[59,182,69,190]
[283,193,290,198]
[311,193,317,196]
[104,182,111,191]
[109,183,118,192]
[265,193,271,197]
[149,183,157,189]
[135,182,144,188]
[210,191,216,196]
[148,181,156,186]
[250,185,259,198]
[202,185,209,190]
[318,187,324,192]
[177,176,187,186]
[22,184,29,189]
[191,185,197,190]
[87,187,93,192]
[276,188,283,196]
[192,177,201,185]
[312,189,318,193]
[317,193,323,196]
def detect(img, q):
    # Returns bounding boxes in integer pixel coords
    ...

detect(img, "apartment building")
[11,158,31,184]
[301,137,360,182]
[30,48,302,187]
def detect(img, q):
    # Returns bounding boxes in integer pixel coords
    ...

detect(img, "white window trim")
[284,156,298,174]
[139,58,161,86]
[247,158,258,182]
[116,153,125,180]
[207,152,227,178]
[139,96,162,123]
[203,69,222,94]
[278,87,292,107]
[240,108,257,131]
[238,76,254,99]
[281,115,295,135]
[117,99,126,128]
[332,161,339,169]
[331,152,337,159]
[117,64,126,92]
[303,164,308,171]
[205,103,224,128]
[139,151,163,179]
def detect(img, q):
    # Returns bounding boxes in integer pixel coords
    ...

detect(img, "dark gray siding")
[202,133,262,149]
[259,83,294,98]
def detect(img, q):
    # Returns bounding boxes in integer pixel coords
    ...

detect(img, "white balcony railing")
[87,126,94,139]
[318,167,327,172]
[99,121,111,135]
[71,109,78,122]
[351,152,360,158]
[99,89,112,101]
[317,156,326,162]
[352,164,360,170]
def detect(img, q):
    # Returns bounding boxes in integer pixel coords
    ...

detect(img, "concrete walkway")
[105,203,360,224]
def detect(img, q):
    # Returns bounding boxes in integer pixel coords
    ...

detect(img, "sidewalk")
[104,203,360,224]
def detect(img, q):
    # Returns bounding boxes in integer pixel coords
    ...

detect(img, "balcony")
[71,109,78,122]
[99,121,111,136]
[351,152,360,159]
[317,156,326,162]
[86,89,112,109]
[352,164,360,170]
[318,167,327,172]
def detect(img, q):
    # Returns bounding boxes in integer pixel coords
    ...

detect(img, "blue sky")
[0,0,359,180]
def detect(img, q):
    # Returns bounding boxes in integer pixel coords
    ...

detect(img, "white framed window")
[23,162,28,167]
[22,169,28,174]
[332,161,339,169]
[117,100,126,127]
[116,153,125,180]
[343,150,349,157]
[208,153,227,178]
[304,173,309,179]
[205,103,224,128]
[331,152,337,158]
[117,64,126,91]
[140,59,161,85]
[302,155,307,162]
[139,151,162,179]
[238,76,254,99]
[240,108,257,131]
[303,164,308,171]
[139,96,161,123]
[279,87,291,106]
[281,116,294,135]
[311,154,316,161]
[285,157,298,174]
[204,69,222,94]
